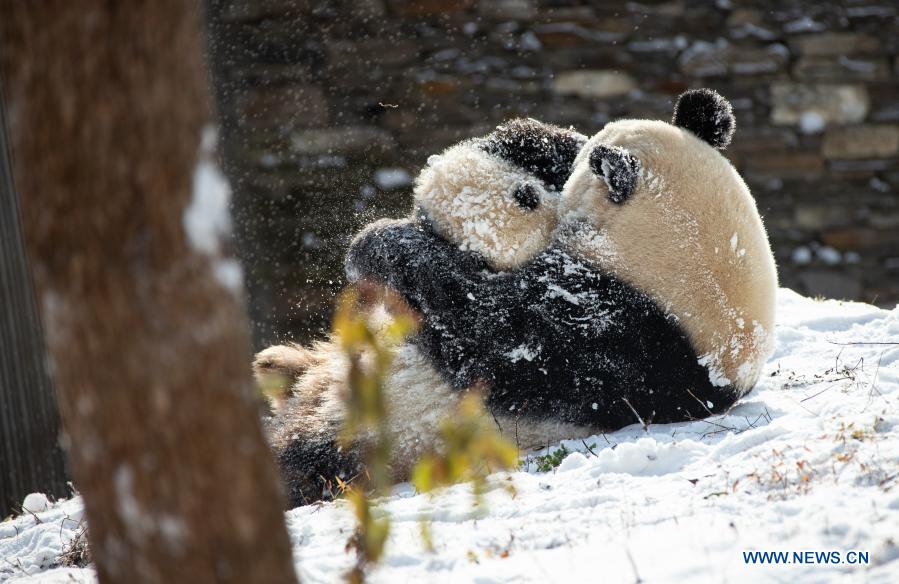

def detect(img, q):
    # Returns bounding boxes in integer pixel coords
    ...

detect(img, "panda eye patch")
[513,184,540,210]
[589,144,640,204]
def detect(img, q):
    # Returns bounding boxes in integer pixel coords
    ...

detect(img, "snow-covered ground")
[3,289,898,583]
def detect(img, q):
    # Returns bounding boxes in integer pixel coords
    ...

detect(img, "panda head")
[560,89,777,393]
[560,89,738,229]
[415,119,586,271]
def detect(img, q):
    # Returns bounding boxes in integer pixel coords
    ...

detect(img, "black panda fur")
[346,218,736,429]
[277,430,365,505]
[672,88,735,150]
[477,118,587,192]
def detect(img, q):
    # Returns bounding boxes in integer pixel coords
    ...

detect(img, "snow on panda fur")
[348,89,778,430]
[254,119,589,506]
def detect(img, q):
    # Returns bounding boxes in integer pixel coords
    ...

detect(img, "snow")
[184,128,232,257]
[183,126,245,295]
[799,111,826,134]
[817,246,842,266]
[792,246,813,265]
[21,494,49,514]
[792,243,852,266]
[3,289,898,583]
[783,17,826,33]
[374,168,413,190]
[697,352,733,387]
[506,343,540,363]
[0,498,87,581]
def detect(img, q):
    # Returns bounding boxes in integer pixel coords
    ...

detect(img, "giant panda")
[347,88,778,430]
[254,119,589,506]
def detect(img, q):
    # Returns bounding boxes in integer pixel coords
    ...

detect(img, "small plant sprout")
[533,444,570,472]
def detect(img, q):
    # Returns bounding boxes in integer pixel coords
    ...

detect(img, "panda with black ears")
[348,89,779,429]
[254,119,589,506]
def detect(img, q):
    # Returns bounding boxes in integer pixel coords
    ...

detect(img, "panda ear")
[480,118,587,192]
[589,145,640,204]
[672,88,735,150]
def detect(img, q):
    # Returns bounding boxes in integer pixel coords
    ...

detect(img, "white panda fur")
[560,118,778,393]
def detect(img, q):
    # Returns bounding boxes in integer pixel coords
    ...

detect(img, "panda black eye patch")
[589,144,641,204]
[513,183,540,210]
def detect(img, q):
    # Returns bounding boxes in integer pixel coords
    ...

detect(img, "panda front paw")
[345,217,487,302]
[345,218,418,285]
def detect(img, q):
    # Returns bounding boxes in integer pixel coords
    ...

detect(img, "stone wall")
[207,0,899,349]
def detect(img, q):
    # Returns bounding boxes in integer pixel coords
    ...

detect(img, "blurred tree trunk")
[0,2,298,583]
[0,73,70,518]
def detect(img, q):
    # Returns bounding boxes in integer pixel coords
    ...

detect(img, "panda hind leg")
[276,430,368,507]
[264,339,373,506]
[253,343,322,407]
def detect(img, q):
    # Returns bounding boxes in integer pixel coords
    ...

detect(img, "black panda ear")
[672,88,735,150]
[480,118,587,192]
[589,145,640,204]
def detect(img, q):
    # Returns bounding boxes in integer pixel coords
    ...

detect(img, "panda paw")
[345,218,418,285]
[345,217,488,309]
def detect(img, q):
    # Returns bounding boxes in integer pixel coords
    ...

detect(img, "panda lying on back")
[348,89,778,428]
[255,119,589,506]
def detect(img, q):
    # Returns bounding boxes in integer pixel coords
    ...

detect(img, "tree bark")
[0,71,70,519]
[0,2,298,582]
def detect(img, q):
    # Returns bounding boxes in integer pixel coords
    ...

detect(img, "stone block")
[388,0,473,16]
[478,0,537,20]
[551,70,637,99]
[744,153,824,177]
[678,40,728,77]
[290,126,396,155]
[730,44,790,75]
[798,270,862,300]
[233,63,315,86]
[821,228,897,250]
[727,9,778,40]
[789,32,881,56]
[217,0,310,23]
[532,20,631,47]
[794,56,890,81]
[828,159,898,174]
[770,83,869,126]
[328,40,419,67]
[235,85,328,129]
[728,127,799,155]
[869,212,899,229]
[822,125,899,159]
[794,205,855,230]
[679,41,788,77]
